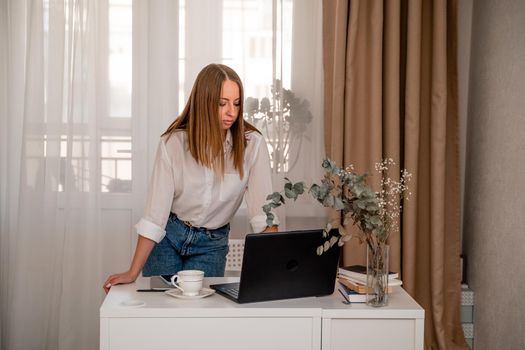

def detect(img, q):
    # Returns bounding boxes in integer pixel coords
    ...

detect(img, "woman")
[103,64,278,293]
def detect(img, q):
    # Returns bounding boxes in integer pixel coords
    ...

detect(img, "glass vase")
[366,243,389,307]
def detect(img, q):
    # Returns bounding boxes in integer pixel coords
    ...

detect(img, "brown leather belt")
[169,212,229,231]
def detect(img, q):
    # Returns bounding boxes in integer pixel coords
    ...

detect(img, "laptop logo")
[286,259,299,272]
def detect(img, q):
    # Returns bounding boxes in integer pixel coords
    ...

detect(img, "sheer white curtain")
[0,0,324,348]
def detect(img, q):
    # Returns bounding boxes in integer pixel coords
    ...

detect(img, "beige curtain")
[323,0,467,348]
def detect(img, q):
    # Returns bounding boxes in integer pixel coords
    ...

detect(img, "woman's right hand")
[103,270,138,294]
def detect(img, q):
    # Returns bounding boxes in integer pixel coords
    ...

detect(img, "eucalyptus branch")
[263,158,412,255]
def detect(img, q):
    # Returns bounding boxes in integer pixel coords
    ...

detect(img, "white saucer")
[165,287,215,300]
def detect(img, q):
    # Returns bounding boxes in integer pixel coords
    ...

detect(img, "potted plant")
[263,158,411,306]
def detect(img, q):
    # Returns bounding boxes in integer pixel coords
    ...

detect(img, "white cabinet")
[100,277,423,350]
[319,289,425,350]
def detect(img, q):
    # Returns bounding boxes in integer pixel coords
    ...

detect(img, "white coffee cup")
[170,270,204,296]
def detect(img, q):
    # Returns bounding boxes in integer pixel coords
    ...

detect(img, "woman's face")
[219,79,240,131]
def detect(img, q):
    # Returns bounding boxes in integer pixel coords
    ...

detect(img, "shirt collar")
[224,129,233,152]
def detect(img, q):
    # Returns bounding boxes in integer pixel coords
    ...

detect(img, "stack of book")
[337,281,367,303]
[337,264,403,295]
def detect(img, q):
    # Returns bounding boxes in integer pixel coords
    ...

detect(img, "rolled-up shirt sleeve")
[135,138,175,243]
[245,135,280,232]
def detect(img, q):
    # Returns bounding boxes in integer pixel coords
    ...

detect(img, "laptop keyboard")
[221,283,240,298]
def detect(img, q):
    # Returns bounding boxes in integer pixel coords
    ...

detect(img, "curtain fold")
[323,0,466,348]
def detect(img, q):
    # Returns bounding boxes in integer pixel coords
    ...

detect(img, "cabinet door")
[108,317,317,350]
[323,319,419,350]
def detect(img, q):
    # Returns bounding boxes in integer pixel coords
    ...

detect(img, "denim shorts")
[142,213,230,277]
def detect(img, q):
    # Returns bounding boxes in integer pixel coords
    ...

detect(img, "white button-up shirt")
[135,129,279,243]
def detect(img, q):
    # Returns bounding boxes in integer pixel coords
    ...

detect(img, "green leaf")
[321,159,339,175]
[362,188,375,198]
[271,192,282,204]
[318,184,329,199]
[284,182,293,191]
[366,202,379,211]
[370,216,382,225]
[284,188,297,199]
[293,182,305,194]
[356,199,367,209]
[309,184,320,199]
[334,197,345,210]
[262,204,271,213]
[266,212,275,227]
[323,194,335,207]
[353,184,364,197]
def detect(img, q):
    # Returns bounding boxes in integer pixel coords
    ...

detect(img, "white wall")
[462,0,525,348]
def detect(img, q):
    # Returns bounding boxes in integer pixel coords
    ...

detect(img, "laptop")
[210,229,340,303]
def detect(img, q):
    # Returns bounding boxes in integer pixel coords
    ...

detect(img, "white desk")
[100,277,424,350]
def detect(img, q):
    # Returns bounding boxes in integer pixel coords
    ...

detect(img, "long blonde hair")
[162,63,258,178]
